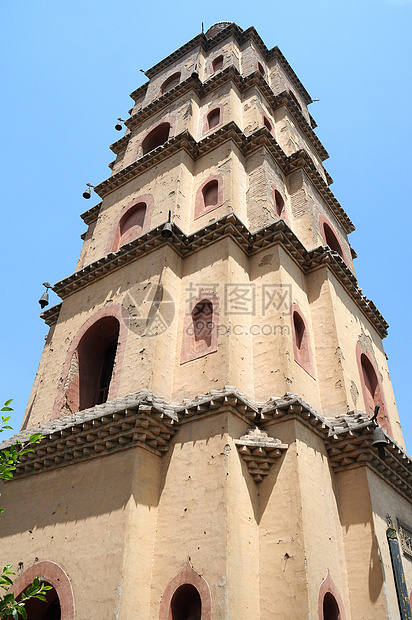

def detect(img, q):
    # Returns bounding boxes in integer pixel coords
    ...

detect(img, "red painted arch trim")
[355,343,392,436]
[52,305,129,419]
[181,291,219,365]
[318,571,346,620]
[105,193,155,254]
[203,104,224,136]
[290,302,316,379]
[319,214,348,265]
[194,174,224,220]
[159,559,212,620]
[133,115,178,161]
[271,184,290,225]
[12,561,75,620]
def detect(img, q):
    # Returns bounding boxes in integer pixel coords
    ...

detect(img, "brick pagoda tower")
[1,22,411,620]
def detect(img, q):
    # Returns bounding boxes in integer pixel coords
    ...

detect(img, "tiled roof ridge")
[133,24,311,105]
[115,67,326,161]
[0,388,373,449]
[98,123,351,233]
[49,213,388,337]
[3,389,410,499]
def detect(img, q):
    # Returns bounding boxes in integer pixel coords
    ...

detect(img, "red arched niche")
[272,185,289,223]
[263,115,274,136]
[181,292,219,364]
[257,61,265,76]
[290,303,315,379]
[194,175,223,220]
[319,215,348,265]
[318,571,346,620]
[160,72,181,95]
[12,561,75,620]
[211,55,223,73]
[356,344,392,435]
[53,305,129,419]
[203,106,223,134]
[142,122,171,155]
[159,560,212,620]
[106,194,155,254]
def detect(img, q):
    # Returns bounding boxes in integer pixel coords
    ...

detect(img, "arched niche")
[319,215,347,264]
[159,559,212,620]
[53,305,129,418]
[355,343,392,435]
[181,291,219,364]
[142,122,171,155]
[194,175,223,220]
[318,571,345,620]
[105,194,155,255]
[291,302,315,379]
[12,561,75,620]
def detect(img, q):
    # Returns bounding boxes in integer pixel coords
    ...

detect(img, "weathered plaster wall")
[336,466,389,619]
[368,468,412,620]
[0,448,161,620]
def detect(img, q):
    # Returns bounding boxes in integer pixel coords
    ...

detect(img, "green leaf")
[2,594,13,604]
[0,576,13,586]
[28,434,44,443]
[19,607,27,620]
[3,400,13,407]
[11,608,18,620]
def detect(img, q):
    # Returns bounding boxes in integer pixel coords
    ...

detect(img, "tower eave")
[137,23,312,106]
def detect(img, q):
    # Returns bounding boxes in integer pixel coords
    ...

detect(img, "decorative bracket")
[235,428,288,483]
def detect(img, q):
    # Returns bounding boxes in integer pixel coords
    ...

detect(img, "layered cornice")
[101,123,350,232]
[2,389,410,501]
[112,67,328,162]
[80,202,102,226]
[41,303,62,327]
[261,395,412,502]
[50,212,387,338]
[131,23,311,105]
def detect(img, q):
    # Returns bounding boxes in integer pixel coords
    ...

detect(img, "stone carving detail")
[235,427,288,483]
[398,518,412,560]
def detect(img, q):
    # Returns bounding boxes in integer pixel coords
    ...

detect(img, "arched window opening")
[274,189,285,217]
[207,108,221,130]
[289,89,302,110]
[192,301,213,350]
[77,316,120,410]
[361,353,379,412]
[22,583,61,620]
[257,62,265,76]
[323,592,341,620]
[293,311,306,350]
[202,180,219,208]
[142,123,171,155]
[119,202,146,247]
[263,116,273,133]
[323,223,344,258]
[292,306,314,377]
[212,55,223,73]
[161,72,181,95]
[170,584,202,620]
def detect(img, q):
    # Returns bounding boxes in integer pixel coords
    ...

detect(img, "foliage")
[0,400,52,619]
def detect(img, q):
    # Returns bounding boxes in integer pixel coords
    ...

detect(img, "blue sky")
[1,1,411,449]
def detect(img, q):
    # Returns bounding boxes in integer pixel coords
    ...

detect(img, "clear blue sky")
[1,1,411,448]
